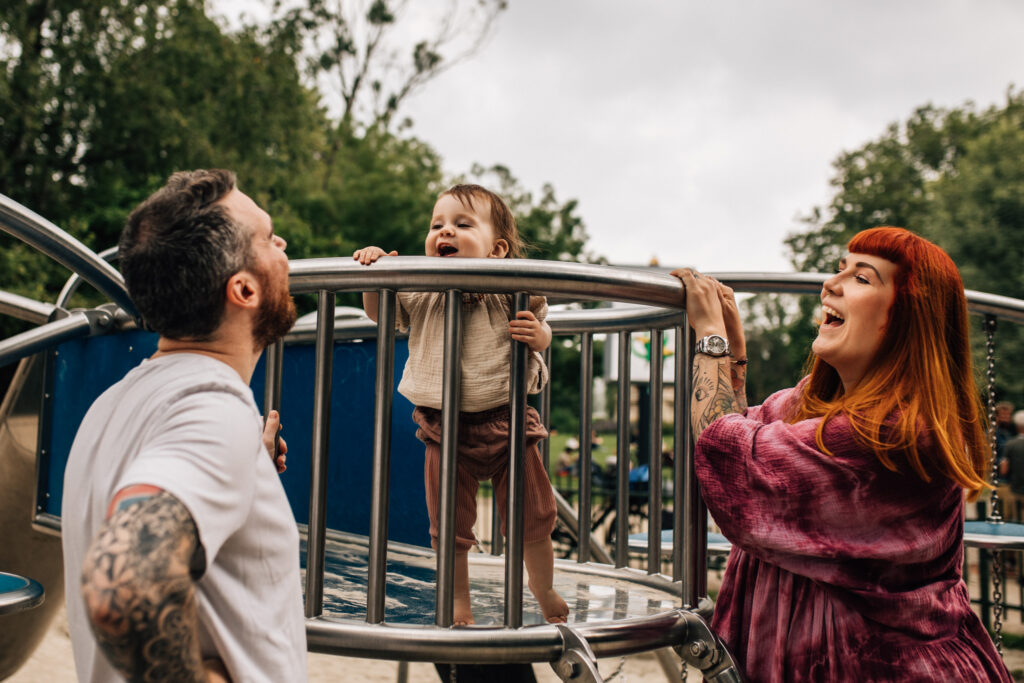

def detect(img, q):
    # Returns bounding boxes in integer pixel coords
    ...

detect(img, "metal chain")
[603,656,627,681]
[450,664,457,683]
[983,315,1004,655]
[984,316,1003,522]
[680,661,688,682]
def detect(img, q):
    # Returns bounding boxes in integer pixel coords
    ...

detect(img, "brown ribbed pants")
[414,405,556,552]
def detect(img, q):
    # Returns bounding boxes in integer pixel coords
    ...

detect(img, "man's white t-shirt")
[61,353,307,683]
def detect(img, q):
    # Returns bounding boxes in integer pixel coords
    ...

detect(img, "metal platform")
[312,530,682,628]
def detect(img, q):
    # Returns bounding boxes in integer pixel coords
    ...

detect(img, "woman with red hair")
[673,227,1010,681]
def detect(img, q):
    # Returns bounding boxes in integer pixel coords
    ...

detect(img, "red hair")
[790,227,989,499]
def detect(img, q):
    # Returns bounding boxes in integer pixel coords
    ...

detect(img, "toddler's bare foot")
[535,588,569,624]
[453,597,475,626]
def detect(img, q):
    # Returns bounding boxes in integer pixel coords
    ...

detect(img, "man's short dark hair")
[119,169,254,339]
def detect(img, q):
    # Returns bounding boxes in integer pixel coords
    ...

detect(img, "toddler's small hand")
[509,310,548,351]
[353,246,398,265]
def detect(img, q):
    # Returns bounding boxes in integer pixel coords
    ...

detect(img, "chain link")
[982,315,1004,655]
[984,316,1002,523]
[680,660,688,682]
[602,656,626,681]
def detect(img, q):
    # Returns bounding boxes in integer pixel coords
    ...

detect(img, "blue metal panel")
[38,331,430,547]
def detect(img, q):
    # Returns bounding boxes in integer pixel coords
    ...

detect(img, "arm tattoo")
[691,355,743,436]
[729,362,748,414]
[81,491,209,682]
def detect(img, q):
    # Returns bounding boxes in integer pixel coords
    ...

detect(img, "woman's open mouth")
[822,304,845,327]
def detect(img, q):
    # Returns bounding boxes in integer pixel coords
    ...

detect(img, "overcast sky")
[392,0,1024,272]
[223,1,1024,272]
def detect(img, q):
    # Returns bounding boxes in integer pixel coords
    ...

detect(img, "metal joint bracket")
[46,306,71,322]
[74,306,116,334]
[675,611,744,682]
[551,623,603,682]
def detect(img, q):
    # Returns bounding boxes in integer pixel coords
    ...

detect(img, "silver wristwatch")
[695,334,730,357]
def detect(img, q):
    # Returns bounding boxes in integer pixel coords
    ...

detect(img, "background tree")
[748,88,1024,403]
[0,0,324,312]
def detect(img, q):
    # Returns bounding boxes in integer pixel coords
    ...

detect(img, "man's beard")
[252,266,297,351]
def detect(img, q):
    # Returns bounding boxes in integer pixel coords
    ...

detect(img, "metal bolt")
[689,641,709,658]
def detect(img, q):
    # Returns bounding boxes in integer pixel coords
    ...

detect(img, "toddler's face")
[425,194,508,259]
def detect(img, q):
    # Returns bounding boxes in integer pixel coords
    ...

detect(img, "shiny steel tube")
[647,329,664,573]
[680,324,706,607]
[672,325,686,582]
[263,340,284,463]
[56,246,120,308]
[288,256,1024,325]
[0,312,93,368]
[436,290,463,627]
[263,341,284,415]
[504,292,530,627]
[367,290,396,624]
[615,331,631,567]
[306,607,697,663]
[0,193,137,318]
[577,332,594,563]
[305,291,335,617]
[540,346,552,471]
[0,290,56,326]
[491,495,503,556]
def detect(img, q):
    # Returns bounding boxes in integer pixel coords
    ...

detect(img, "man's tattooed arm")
[691,354,744,436]
[81,489,210,682]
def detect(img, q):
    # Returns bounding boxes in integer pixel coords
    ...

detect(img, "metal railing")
[7,190,1024,674]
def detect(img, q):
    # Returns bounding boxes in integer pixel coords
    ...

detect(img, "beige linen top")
[396,292,550,411]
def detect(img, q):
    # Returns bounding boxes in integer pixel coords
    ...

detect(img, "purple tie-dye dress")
[696,382,1010,682]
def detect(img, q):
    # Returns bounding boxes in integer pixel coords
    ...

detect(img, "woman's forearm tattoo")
[729,362,748,414]
[691,355,743,435]
[80,491,207,682]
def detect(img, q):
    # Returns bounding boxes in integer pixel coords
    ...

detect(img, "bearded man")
[62,169,306,682]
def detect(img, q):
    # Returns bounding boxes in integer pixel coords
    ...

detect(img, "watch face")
[707,336,727,355]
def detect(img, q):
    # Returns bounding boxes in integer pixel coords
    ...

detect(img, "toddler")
[354,184,569,626]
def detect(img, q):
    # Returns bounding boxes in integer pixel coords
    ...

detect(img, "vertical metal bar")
[436,290,463,627]
[263,340,284,460]
[304,291,334,618]
[615,331,631,567]
[263,340,284,416]
[577,332,594,563]
[540,346,553,472]
[681,325,708,607]
[490,493,504,556]
[647,328,663,573]
[672,325,686,582]
[367,290,396,624]
[505,292,531,627]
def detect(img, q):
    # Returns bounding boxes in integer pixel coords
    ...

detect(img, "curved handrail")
[56,246,120,309]
[0,194,137,318]
[0,290,56,326]
[289,257,684,306]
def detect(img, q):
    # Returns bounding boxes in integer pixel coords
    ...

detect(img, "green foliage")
[0,0,594,437]
[770,88,1024,402]
[0,0,325,319]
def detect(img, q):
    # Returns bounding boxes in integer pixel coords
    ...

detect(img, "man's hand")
[509,310,552,352]
[262,410,287,473]
[353,246,398,265]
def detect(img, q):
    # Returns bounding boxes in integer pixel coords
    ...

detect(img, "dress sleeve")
[116,389,262,569]
[695,395,962,589]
